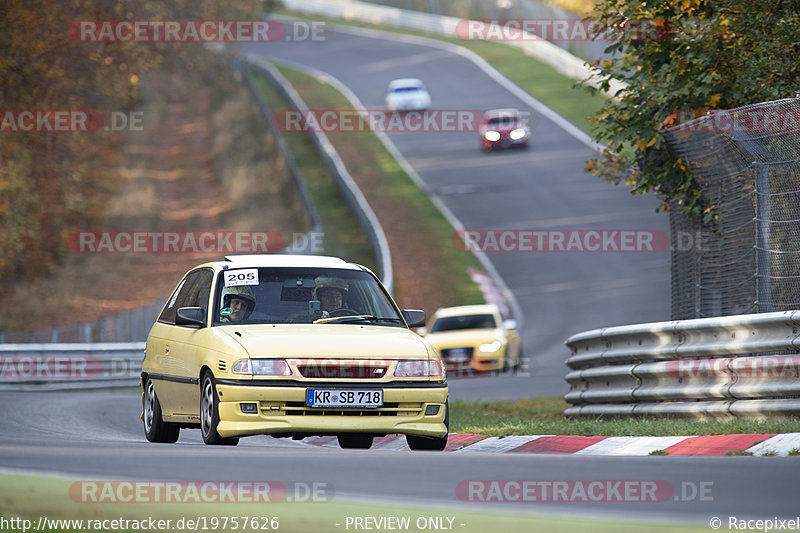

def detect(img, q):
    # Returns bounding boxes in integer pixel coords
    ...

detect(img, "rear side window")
[158,269,213,324]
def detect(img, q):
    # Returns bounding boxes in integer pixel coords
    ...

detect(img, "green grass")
[251,74,375,270]
[277,9,608,135]
[450,397,800,437]
[270,62,484,308]
[0,471,714,533]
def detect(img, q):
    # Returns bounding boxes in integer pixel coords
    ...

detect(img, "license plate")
[445,348,470,363]
[306,389,383,408]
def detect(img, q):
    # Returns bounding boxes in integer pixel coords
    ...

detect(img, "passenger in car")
[220,285,256,323]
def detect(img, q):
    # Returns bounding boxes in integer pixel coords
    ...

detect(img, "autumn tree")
[583,0,800,218]
[0,0,260,281]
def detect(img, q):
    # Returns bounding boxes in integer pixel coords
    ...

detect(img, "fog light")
[425,404,440,416]
[241,402,258,414]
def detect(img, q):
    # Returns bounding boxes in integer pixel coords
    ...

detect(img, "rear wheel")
[143,377,179,443]
[337,434,374,449]
[406,401,449,451]
[200,372,239,446]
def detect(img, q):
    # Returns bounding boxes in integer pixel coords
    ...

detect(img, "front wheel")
[406,401,449,451]
[200,372,239,446]
[143,377,179,443]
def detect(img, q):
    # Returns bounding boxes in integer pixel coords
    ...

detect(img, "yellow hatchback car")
[141,255,448,450]
[425,304,522,375]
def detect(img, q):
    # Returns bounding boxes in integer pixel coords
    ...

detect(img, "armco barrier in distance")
[0,343,145,391]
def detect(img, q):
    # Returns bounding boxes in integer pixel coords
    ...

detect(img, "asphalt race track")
[0,390,797,526]
[241,23,671,402]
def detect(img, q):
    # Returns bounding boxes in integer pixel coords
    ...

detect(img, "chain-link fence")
[662,97,800,319]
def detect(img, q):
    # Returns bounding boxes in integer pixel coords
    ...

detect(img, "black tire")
[513,344,524,373]
[406,401,449,451]
[200,372,239,446]
[143,377,179,443]
[337,434,374,449]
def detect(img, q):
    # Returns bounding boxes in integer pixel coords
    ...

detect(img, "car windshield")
[212,267,404,326]
[392,86,423,93]
[430,314,497,332]
[487,116,519,127]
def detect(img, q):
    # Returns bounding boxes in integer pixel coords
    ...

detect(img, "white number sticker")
[224,269,259,287]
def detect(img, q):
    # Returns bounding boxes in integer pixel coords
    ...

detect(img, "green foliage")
[582,0,800,217]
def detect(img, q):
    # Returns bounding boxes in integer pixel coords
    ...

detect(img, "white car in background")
[385,78,431,111]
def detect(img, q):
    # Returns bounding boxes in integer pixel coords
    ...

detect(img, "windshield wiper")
[313,314,375,324]
[313,315,405,325]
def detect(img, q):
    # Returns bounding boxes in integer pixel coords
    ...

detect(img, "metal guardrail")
[0,343,145,391]
[243,55,394,293]
[564,311,800,418]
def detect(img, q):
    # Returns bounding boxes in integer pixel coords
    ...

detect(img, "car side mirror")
[502,319,517,330]
[176,307,206,327]
[401,309,426,328]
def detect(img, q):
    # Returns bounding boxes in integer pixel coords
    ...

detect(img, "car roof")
[387,78,424,89]
[485,108,521,119]
[196,254,364,271]
[432,304,501,319]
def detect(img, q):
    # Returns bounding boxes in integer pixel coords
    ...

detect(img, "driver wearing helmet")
[314,276,349,318]
[220,285,256,323]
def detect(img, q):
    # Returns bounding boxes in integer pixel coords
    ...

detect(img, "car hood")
[219,324,431,359]
[425,329,502,348]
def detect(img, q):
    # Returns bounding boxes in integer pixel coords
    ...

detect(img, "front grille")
[297,364,388,379]
[260,401,424,417]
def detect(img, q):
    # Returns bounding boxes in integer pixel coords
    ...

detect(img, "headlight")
[479,341,503,353]
[484,130,501,142]
[509,128,526,140]
[394,360,443,377]
[231,358,291,376]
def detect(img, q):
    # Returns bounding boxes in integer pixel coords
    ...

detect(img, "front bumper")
[214,381,448,438]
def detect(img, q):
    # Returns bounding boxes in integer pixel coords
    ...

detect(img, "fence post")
[753,161,773,312]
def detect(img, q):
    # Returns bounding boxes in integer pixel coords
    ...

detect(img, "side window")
[184,270,213,311]
[158,269,211,324]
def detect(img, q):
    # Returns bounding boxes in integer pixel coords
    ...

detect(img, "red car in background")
[480,108,530,152]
